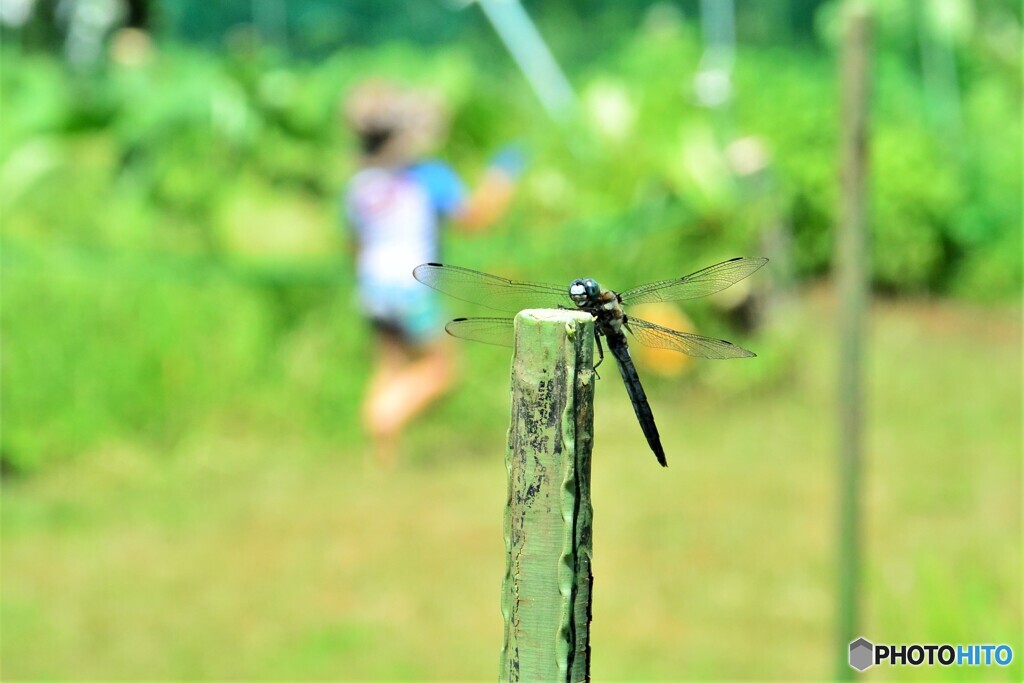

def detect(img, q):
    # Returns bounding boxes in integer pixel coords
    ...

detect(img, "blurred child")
[342,80,521,467]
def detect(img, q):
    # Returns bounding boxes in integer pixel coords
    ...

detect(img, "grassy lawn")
[2,292,1020,680]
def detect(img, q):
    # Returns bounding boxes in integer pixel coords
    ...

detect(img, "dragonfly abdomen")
[607,332,667,467]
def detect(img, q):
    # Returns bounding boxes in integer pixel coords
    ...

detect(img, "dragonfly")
[412,257,768,467]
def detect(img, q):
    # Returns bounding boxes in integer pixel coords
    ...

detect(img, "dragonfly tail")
[608,333,667,467]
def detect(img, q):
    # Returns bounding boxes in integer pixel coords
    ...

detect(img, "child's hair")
[358,125,395,156]
[342,80,447,164]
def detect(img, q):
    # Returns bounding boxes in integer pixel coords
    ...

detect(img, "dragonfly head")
[569,278,601,307]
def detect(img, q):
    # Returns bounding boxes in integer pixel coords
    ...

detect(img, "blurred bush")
[1,4,1019,472]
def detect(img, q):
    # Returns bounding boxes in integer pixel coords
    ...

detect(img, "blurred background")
[1,0,1020,679]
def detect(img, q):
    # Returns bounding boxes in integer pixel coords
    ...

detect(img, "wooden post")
[500,309,595,683]
[836,2,871,679]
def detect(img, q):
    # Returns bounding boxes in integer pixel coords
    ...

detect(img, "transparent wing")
[445,317,515,347]
[618,257,768,305]
[413,263,572,313]
[626,317,755,359]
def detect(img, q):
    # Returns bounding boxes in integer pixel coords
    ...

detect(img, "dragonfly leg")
[593,334,605,379]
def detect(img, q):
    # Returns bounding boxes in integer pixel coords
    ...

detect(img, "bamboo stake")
[836,2,872,679]
[500,309,595,683]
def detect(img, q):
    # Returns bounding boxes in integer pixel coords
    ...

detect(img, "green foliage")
[1,6,1020,472]
[1,253,273,472]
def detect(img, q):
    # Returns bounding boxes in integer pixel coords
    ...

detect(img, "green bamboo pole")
[836,2,872,679]
[501,309,595,683]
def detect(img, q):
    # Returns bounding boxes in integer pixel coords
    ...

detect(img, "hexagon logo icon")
[849,637,874,671]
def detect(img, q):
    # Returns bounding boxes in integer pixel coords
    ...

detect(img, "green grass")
[1,292,1020,680]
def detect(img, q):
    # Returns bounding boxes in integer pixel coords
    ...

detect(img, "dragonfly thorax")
[569,278,602,307]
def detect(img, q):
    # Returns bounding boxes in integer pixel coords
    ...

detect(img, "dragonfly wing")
[445,317,515,347]
[618,257,768,305]
[413,263,572,313]
[626,317,755,359]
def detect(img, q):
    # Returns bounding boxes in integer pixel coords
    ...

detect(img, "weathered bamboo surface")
[500,309,595,683]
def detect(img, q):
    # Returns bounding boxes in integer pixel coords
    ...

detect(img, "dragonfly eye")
[569,278,601,305]
[569,280,589,305]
